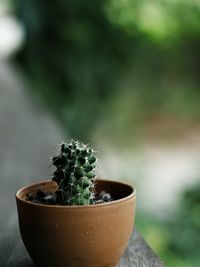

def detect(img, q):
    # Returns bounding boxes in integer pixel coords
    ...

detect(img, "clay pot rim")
[16,179,136,209]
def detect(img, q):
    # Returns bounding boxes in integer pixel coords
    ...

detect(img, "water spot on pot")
[90,240,94,244]
[86,231,89,235]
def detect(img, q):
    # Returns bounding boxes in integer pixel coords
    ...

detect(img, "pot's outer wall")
[16,180,136,267]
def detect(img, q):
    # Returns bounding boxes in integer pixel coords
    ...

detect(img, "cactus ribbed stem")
[52,140,96,205]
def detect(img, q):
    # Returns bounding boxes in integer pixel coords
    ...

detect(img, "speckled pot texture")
[16,179,136,267]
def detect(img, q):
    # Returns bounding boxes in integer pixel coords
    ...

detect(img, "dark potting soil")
[26,190,115,205]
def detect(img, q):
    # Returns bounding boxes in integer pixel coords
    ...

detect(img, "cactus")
[52,140,97,205]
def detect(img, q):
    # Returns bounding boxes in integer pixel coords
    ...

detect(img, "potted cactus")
[16,140,136,267]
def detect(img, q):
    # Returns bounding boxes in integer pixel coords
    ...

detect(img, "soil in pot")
[26,187,115,205]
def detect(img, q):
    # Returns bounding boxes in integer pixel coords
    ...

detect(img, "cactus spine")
[52,140,96,205]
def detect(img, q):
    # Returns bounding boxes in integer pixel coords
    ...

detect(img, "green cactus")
[52,140,97,205]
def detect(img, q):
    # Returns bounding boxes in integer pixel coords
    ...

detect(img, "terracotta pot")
[16,179,136,267]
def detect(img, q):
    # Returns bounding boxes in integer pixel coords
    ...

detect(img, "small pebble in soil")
[26,190,56,205]
[93,191,114,204]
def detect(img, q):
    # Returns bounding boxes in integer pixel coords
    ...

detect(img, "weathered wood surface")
[0,63,166,266]
[118,230,166,267]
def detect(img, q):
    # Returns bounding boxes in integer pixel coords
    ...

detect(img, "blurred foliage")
[137,182,200,266]
[11,0,200,142]
[166,182,200,266]
[106,0,200,41]
[11,0,139,140]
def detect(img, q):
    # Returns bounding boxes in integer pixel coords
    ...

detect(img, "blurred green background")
[2,0,200,265]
